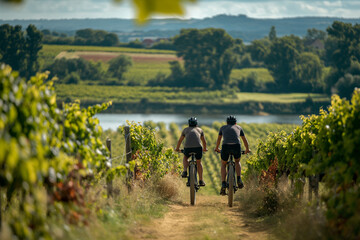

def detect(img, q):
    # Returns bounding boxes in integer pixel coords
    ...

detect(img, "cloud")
[184,0,360,19]
[0,0,359,20]
[323,0,343,7]
[0,0,134,19]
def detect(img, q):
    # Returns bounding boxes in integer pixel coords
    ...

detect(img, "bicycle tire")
[189,164,196,205]
[228,165,234,207]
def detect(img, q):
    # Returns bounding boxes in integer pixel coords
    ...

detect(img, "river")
[95,113,302,130]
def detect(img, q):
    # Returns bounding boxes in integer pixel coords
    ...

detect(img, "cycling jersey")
[181,127,204,148]
[218,124,245,145]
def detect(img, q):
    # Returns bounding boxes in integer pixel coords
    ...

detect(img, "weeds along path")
[129,194,272,240]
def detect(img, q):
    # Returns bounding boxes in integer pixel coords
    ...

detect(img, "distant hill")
[1,14,360,43]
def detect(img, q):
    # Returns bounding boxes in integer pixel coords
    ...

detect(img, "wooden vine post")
[106,138,113,198]
[124,126,132,191]
[308,175,319,202]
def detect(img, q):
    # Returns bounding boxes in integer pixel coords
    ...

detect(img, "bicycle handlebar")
[215,150,247,155]
[177,149,207,154]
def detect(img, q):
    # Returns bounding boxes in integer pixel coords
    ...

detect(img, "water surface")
[96,113,302,130]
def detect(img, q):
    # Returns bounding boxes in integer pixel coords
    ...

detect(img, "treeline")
[43,28,119,46]
[42,28,175,50]
[46,55,132,85]
[0,24,134,85]
[149,22,360,98]
[0,24,42,78]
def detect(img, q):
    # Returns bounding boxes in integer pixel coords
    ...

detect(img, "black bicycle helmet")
[226,115,237,125]
[188,117,198,127]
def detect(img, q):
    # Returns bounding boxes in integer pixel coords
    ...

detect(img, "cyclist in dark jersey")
[175,117,208,186]
[214,116,250,195]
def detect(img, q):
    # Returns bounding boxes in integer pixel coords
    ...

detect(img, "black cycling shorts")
[221,144,241,161]
[184,147,203,160]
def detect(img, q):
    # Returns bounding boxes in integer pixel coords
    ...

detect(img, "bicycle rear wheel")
[189,164,196,205]
[228,165,234,207]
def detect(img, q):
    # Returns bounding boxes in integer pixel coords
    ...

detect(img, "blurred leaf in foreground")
[0,0,197,23]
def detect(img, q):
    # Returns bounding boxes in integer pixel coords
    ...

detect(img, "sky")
[0,0,359,20]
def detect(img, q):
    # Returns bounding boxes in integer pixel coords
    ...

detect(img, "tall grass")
[237,173,328,240]
[47,175,186,240]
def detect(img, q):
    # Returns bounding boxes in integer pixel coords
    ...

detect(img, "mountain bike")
[217,150,246,207]
[181,150,200,205]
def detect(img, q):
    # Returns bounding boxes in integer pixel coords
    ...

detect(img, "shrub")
[334,73,360,99]
[64,72,80,84]
[153,174,184,201]
[238,72,266,92]
[45,58,103,81]
[107,55,132,80]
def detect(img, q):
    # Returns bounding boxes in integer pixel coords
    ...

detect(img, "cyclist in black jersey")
[214,116,250,195]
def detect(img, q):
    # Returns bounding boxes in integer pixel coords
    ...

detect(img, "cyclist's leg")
[221,160,227,182]
[221,145,229,182]
[194,147,203,180]
[196,159,203,180]
[235,158,244,188]
[235,157,241,177]
[219,160,227,195]
[182,155,190,177]
[233,144,242,178]
[183,155,190,170]
[196,159,206,186]
[234,144,244,188]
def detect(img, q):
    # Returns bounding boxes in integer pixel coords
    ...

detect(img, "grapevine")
[0,64,130,239]
[119,121,181,179]
[247,89,360,238]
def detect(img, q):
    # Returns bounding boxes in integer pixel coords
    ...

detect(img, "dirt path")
[130,194,273,240]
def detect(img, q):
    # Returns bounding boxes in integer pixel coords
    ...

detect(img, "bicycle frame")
[181,150,199,205]
[226,154,237,207]
[217,150,246,207]
[188,152,199,205]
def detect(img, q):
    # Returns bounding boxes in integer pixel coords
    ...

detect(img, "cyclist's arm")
[200,135,207,151]
[175,135,185,152]
[240,135,251,154]
[214,135,222,152]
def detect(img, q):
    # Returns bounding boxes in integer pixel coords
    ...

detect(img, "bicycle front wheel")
[189,164,196,205]
[228,165,234,207]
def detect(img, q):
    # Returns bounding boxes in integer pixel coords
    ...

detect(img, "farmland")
[41,44,329,114]
[55,84,329,104]
[40,44,273,85]
[40,44,176,57]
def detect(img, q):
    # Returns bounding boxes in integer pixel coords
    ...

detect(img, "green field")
[40,44,176,57]
[45,44,329,114]
[231,68,274,83]
[55,84,329,104]
[40,44,274,85]
[39,45,176,78]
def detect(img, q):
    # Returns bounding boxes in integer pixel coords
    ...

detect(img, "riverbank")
[70,100,329,115]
